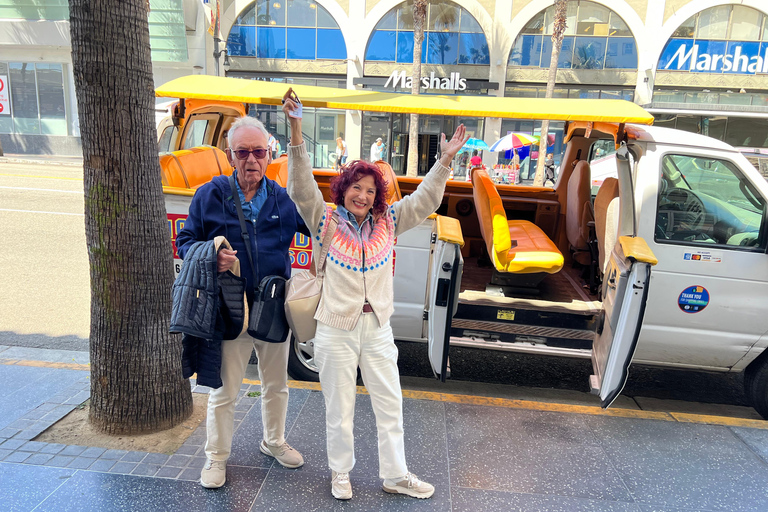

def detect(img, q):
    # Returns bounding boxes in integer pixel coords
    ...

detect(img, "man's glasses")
[231,148,268,160]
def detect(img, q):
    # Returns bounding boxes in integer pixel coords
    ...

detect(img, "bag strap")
[229,173,259,296]
[313,211,338,277]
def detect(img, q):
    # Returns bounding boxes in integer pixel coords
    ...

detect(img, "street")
[0,160,756,417]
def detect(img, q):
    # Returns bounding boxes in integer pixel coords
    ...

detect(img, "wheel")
[286,333,320,382]
[744,350,768,420]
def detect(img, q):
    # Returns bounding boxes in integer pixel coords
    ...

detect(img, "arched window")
[659,5,768,74]
[366,1,489,65]
[509,1,637,70]
[227,0,346,60]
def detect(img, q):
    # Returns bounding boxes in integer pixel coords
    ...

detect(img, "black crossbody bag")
[229,174,289,343]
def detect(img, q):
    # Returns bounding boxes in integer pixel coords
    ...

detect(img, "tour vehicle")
[157,75,768,418]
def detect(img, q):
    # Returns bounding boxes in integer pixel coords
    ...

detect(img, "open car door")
[590,143,658,407]
[590,236,656,407]
[427,218,464,381]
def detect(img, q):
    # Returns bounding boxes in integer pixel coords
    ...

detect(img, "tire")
[745,351,768,420]
[286,334,320,382]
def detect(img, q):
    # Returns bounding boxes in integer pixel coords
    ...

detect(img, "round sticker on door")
[678,286,709,313]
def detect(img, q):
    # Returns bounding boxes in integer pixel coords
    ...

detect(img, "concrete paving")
[2,347,768,511]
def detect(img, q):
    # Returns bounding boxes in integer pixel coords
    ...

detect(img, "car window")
[656,154,765,248]
[158,125,177,153]
[183,119,209,149]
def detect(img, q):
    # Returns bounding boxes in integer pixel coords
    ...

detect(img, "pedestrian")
[544,153,556,186]
[268,132,278,159]
[282,87,468,501]
[176,116,310,489]
[370,137,383,162]
[336,135,348,170]
[469,149,482,168]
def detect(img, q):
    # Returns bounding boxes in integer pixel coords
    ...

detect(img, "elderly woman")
[282,88,467,501]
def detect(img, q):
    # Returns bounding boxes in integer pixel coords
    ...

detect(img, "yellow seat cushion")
[472,167,563,275]
[160,146,233,190]
[500,220,564,274]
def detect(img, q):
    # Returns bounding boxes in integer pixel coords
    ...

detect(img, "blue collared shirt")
[337,205,373,236]
[233,170,269,227]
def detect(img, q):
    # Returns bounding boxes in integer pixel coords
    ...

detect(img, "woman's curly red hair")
[330,160,389,217]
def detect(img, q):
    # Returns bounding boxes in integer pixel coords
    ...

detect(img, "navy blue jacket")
[176,174,309,303]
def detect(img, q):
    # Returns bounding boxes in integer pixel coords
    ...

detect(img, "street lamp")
[213,36,230,76]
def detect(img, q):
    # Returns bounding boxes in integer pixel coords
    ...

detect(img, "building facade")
[2,0,767,170]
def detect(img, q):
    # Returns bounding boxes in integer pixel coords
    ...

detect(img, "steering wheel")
[661,187,706,231]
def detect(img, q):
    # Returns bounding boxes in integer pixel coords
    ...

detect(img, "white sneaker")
[200,459,226,488]
[259,440,305,468]
[332,470,352,500]
[383,472,435,499]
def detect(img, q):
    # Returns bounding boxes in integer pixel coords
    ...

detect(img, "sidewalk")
[3,346,768,511]
[0,154,84,167]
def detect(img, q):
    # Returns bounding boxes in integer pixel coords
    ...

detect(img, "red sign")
[0,75,9,115]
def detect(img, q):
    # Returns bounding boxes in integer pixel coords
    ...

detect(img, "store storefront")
[650,4,768,150]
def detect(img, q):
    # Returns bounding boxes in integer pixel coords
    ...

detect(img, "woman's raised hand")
[282,88,303,145]
[440,124,470,164]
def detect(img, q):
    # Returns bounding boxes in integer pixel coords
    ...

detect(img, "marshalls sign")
[659,39,768,74]
[0,75,9,115]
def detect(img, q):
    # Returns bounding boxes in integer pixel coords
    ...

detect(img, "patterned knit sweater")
[287,143,451,331]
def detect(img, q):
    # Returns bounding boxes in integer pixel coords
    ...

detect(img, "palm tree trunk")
[69,0,192,434]
[407,0,427,177]
[533,0,568,187]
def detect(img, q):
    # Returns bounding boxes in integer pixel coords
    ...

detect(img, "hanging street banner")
[0,75,9,115]
[659,39,768,74]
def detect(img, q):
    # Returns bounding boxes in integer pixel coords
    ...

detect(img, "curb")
[0,156,83,167]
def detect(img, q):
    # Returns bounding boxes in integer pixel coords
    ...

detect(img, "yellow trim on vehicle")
[619,236,658,265]
[156,75,654,124]
[436,215,465,247]
[163,186,195,197]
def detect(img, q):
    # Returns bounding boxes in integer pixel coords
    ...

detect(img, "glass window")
[572,37,605,69]
[9,62,39,134]
[184,119,208,148]
[257,27,286,58]
[286,0,316,27]
[604,37,637,69]
[725,117,768,147]
[459,33,489,64]
[511,1,632,71]
[672,15,696,38]
[36,63,66,136]
[426,32,459,65]
[287,28,315,59]
[696,5,729,39]
[227,26,256,56]
[657,154,765,248]
[158,126,177,153]
[317,6,336,28]
[460,10,482,33]
[541,36,574,68]
[429,3,460,32]
[510,35,542,67]
[366,30,397,61]
[368,1,488,65]
[316,29,345,59]
[256,1,283,25]
[730,6,762,41]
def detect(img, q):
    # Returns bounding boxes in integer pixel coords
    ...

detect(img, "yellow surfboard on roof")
[155,75,654,125]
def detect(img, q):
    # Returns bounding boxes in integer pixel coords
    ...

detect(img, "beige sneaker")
[383,472,435,499]
[331,470,352,500]
[259,440,305,468]
[200,459,226,488]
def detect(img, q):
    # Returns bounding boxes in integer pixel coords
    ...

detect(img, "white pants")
[204,331,290,461]
[315,312,408,480]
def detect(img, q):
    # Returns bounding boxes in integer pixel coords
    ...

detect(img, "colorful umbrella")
[462,137,489,151]
[489,133,539,152]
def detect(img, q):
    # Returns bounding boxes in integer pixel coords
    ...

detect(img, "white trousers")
[204,331,290,461]
[315,312,408,480]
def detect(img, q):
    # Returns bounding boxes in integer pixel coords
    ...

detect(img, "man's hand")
[439,124,470,167]
[217,248,238,273]
[282,88,303,146]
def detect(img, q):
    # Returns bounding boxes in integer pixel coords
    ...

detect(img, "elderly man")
[176,116,309,489]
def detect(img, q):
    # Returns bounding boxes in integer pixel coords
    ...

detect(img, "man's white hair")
[228,116,269,148]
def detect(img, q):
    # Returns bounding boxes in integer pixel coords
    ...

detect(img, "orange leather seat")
[472,167,563,275]
[373,160,402,204]
[159,146,233,190]
[266,155,288,188]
